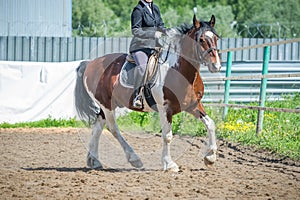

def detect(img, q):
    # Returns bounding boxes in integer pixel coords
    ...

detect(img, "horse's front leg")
[200,115,217,166]
[158,107,179,172]
[189,102,217,167]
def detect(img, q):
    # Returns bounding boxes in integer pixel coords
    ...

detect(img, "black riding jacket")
[129,1,167,53]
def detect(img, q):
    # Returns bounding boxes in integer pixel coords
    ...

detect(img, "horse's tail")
[74,61,97,125]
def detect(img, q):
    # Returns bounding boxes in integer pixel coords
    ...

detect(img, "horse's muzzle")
[207,62,221,73]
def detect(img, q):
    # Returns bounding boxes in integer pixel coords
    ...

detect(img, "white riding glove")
[166,28,178,37]
[155,31,163,39]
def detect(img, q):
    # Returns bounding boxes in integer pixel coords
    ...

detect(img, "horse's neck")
[160,35,201,84]
[173,36,200,83]
[178,57,199,83]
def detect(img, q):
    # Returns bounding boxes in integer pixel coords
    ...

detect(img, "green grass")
[0,116,82,128]
[116,108,218,137]
[218,93,300,160]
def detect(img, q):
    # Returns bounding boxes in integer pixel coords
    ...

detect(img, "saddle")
[120,51,161,110]
[120,50,160,88]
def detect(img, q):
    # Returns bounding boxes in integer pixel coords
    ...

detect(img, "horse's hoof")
[130,159,143,168]
[204,156,215,168]
[87,154,102,169]
[128,154,143,168]
[164,162,179,172]
[204,149,217,168]
[167,166,179,172]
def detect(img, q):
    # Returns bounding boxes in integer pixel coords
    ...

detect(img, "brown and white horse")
[74,15,221,171]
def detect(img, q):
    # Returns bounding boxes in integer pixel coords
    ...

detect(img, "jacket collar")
[140,0,151,7]
[139,0,155,18]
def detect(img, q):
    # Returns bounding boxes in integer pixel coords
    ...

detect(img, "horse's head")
[189,15,221,73]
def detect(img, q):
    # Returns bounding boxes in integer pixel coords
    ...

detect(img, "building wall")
[0,0,72,37]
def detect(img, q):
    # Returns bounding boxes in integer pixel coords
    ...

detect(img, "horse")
[74,14,221,172]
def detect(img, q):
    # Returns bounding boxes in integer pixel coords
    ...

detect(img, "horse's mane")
[174,21,219,37]
[175,23,193,34]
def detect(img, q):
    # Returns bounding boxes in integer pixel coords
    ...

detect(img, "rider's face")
[145,0,153,2]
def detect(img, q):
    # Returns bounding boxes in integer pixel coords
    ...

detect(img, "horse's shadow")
[21,166,156,173]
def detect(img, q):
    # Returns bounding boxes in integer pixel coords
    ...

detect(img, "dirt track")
[0,128,299,199]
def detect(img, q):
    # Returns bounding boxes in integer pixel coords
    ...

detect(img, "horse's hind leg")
[87,114,105,169]
[188,103,217,166]
[103,108,143,168]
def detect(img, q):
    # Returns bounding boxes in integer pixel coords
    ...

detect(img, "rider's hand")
[155,31,163,39]
[166,28,178,37]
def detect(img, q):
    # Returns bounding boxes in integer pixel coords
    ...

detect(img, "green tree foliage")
[274,0,300,38]
[194,5,236,37]
[72,0,123,36]
[228,0,300,38]
[160,5,235,37]
[72,0,300,38]
[155,0,194,13]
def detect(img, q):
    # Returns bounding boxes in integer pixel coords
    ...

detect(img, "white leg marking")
[201,115,217,165]
[158,108,179,172]
[87,117,105,169]
[104,108,143,168]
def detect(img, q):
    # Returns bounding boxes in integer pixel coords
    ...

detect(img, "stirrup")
[133,95,143,109]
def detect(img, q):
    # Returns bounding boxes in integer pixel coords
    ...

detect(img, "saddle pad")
[119,61,159,89]
[120,61,136,88]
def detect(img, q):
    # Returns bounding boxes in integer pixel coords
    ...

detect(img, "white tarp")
[0,61,82,123]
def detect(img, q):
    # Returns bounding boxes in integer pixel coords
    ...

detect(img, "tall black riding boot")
[133,66,145,108]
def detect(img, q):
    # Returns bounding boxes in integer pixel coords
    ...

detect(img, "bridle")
[192,28,220,65]
[156,26,220,66]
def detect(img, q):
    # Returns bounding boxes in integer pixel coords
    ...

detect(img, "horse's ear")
[209,15,215,27]
[193,14,201,29]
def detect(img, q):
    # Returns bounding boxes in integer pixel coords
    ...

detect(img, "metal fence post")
[223,51,232,119]
[256,46,270,135]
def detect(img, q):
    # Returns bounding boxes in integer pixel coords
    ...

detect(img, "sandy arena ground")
[0,128,299,199]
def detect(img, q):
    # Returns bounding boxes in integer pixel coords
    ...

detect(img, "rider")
[129,0,167,108]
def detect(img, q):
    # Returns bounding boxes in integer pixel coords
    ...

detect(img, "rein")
[158,43,171,65]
